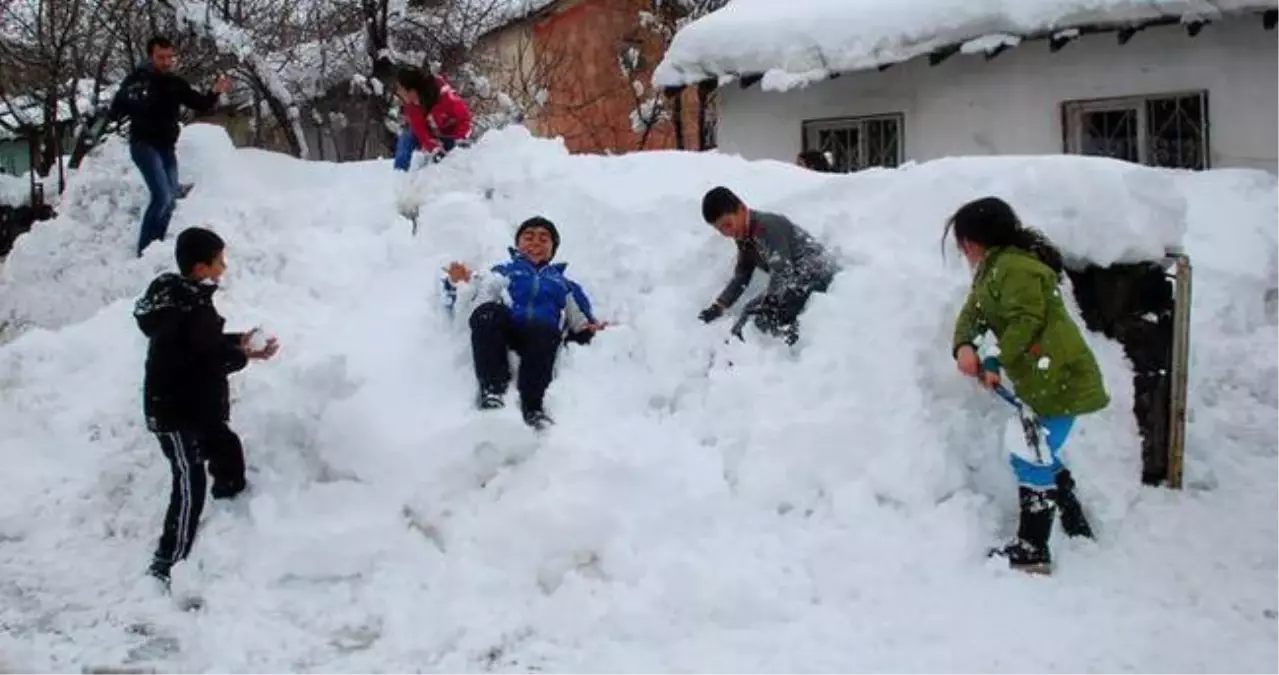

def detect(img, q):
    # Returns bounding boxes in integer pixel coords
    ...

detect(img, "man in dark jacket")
[109,36,230,257]
[134,227,278,590]
[698,186,840,345]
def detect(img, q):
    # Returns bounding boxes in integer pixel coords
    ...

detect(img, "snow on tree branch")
[165,0,310,158]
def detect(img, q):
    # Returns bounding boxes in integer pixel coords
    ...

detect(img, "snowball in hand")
[247,329,272,352]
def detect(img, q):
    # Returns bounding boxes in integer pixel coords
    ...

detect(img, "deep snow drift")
[0,125,1275,672]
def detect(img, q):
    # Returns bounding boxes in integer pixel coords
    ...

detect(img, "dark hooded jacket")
[134,273,247,431]
[109,62,220,150]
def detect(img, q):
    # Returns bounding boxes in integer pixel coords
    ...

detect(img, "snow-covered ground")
[653,0,1279,90]
[0,124,1275,672]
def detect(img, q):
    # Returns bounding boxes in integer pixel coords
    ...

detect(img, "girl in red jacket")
[393,66,473,171]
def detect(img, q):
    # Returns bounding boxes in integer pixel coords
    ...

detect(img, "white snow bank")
[0,124,331,335]
[0,125,1274,672]
[653,0,1278,89]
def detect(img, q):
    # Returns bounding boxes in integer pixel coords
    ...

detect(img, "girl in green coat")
[947,196,1110,574]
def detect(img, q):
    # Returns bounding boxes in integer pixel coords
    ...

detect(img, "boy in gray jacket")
[698,186,839,345]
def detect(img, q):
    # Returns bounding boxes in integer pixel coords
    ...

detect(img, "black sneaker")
[211,479,247,500]
[522,408,553,430]
[477,392,505,410]
[147,563,172,594]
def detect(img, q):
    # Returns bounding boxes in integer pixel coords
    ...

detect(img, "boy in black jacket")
[133,227,278,589]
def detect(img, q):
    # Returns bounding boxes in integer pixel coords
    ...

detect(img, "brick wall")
[530,0,709,154]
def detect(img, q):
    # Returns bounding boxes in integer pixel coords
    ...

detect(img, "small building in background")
[654,1,1278,173]
[477,0,711,154]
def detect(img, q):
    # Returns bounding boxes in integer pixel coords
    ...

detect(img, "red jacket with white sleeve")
[404,76,473,154]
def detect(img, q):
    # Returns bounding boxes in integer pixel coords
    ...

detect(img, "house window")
[801,113,904,172]
[1063,92,1209,170]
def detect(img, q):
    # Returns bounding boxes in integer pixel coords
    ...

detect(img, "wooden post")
[1165,252,1193,489]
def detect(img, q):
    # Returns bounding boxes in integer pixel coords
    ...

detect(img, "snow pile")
[653,0,1278,90]
[0,125,308,334]
[0,124,1275,672]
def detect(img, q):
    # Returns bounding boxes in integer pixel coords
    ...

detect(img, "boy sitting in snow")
[698,186,840,345]
[133,227,279,591]
[443,216,605,429]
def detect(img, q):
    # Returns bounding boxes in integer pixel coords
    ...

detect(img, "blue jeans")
[393,126,417,171]
[1010,415,1075,490]
[131,142,179,257]
[392,127,457,172]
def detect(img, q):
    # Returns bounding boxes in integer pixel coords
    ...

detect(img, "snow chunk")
[653,0,1276,89]
[960,33,1022,54]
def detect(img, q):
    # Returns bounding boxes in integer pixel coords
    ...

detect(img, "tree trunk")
[696,81,716,151]
[671,93,685,150]
[244,72,302,157]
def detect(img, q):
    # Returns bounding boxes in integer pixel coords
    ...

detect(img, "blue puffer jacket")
[445,248,595,331]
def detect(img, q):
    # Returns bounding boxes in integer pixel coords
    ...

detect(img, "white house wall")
[715,15,1278,172]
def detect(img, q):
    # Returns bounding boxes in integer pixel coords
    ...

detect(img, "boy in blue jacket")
[443,216,605,428]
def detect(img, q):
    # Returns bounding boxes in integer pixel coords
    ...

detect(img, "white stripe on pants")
[152,430,206,569]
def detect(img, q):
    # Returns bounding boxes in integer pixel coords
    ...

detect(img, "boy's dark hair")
[396,66,441,110]
[943,196,1064,277]
[515,216,560,257]
[146,36,174,55]
[176,227,225,276]
[701,186,743,224]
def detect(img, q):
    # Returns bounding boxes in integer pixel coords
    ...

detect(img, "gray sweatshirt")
[713,209,839,310]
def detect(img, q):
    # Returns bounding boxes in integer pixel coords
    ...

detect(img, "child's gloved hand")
[698,304,723,323]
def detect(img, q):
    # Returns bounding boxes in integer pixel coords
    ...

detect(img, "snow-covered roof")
[653,0,1279,91]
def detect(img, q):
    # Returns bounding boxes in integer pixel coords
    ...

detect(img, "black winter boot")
[1054,469,1095,540]
[989,487,1057,575]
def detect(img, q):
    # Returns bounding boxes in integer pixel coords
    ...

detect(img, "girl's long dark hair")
[942,196,1064,277]
[395,66,441,110]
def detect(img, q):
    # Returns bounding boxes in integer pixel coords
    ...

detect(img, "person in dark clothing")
[134,227,279,590]
[443,217,605,429]
[698,186,840,345]
[797,150,834,173]
[109,36,231,257]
